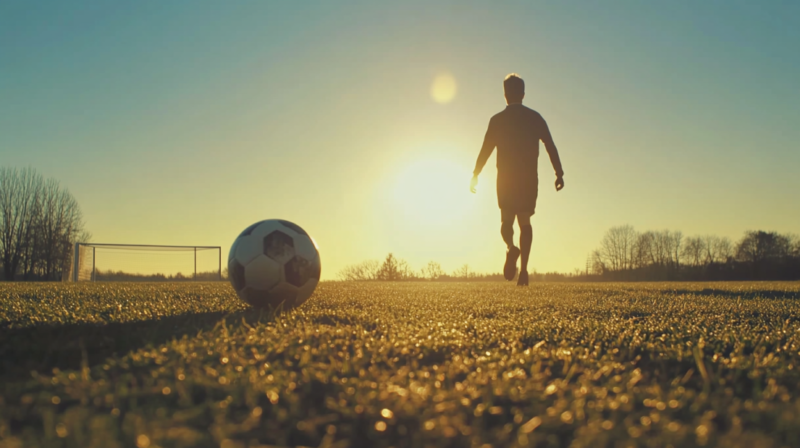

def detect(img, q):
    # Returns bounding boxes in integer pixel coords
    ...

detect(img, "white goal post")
[71,243,222,282]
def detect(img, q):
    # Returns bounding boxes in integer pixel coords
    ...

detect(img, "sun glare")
[392,158,473,226]
[431,73,457,104]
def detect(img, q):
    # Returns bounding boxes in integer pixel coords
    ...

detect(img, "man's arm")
[541,117,565,191]
[473,119,496,176]
[471,119,495,193]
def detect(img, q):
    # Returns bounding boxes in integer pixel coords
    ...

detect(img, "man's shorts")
[497,175,538,216]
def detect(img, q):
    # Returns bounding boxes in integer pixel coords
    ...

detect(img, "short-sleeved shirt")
[473,104,564,214]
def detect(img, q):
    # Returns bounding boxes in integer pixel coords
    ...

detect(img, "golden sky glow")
[2,3,799,280]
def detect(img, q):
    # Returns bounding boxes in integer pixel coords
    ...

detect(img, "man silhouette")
[471,73,564,286]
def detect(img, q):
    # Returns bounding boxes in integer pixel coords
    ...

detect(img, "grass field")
[2,282,800,448]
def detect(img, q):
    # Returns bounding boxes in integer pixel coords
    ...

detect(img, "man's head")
[504,73,524,104]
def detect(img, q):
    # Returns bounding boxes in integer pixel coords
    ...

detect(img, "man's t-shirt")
[473,104,564,212]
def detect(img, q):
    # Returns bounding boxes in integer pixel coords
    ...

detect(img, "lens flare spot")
[431,73,457,104]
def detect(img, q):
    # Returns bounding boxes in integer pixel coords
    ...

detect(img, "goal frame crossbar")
[72,242,222,282]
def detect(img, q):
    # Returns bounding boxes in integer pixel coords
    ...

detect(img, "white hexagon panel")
[233,234,262,265]
[228,219,321,310]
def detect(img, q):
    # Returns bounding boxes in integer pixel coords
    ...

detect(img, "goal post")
[70,243,222,282]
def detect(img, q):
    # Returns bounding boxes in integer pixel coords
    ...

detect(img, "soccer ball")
[228,220,321,309]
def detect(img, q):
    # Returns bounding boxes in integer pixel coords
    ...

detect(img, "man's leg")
[500,209,515,249]
[501,209,520,281]
[517,213,533,286]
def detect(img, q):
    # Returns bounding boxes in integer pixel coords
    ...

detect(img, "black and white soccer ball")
[228,220,321,309]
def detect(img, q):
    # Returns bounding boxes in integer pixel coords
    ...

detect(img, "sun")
[392,157,473,226]
[431,73,457,104]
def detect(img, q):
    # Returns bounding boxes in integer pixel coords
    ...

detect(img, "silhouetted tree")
[338,260,379,281]
[590,250,606,275]
[0,167,88,281]
[736,231,790,264]
[682,236,705,267]
[376,253,402,281]
[735,231,792,278]
[632,231,654,269]
[452,264,472,280]
[701,235,732,265]
[791,235,800,258]
[600,225,637,271]
[669,231,683,271]
[422,261,444,280]
[650,231,669,267]
[588,226,799,281]
[397,258,418,280]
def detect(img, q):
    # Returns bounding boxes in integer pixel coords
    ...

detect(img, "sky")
[2,1,799,279]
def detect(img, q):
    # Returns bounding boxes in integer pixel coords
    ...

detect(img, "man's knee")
[501,210,515,225]
[516,213,532,227]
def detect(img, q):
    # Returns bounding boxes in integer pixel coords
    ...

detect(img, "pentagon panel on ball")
[228,219,321,310]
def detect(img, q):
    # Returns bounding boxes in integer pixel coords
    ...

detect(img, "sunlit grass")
[1,281,799,447]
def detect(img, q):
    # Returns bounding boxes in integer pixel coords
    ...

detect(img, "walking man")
[471,73,565,286]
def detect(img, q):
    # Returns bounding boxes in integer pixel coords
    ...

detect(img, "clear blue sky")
[2,1,798,278]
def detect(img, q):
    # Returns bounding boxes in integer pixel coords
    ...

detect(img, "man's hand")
[555,176,564,191]
[470,175,479,194]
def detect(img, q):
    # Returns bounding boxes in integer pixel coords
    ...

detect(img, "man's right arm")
[473,118,496,177]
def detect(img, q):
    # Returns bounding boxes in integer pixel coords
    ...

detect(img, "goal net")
[70,243,222,282]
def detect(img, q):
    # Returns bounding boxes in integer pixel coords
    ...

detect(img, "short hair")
[503,73,524,101]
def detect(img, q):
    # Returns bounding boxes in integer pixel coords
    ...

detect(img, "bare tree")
[452,264,471,279]
[736,231,791,267]
[789,234,800,258]
[1,168,42,280]
[337,259,379,281]
[681,236,705,267]
[590,250,605,275]
[631,231,654,269]
[701,235,733,264]
[0,168,89,281]
[701,235,718,265]
[716,237,733,262]
[421,261,444,280]
[669,231,683,270]
[397,258,417,280]
[32,179,88,279]
[600,225,637,271]
[376,253,406,281]
[589,226,800,280]
[651,231,671,267]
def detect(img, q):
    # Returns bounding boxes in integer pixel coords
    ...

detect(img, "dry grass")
[1,281,800,447]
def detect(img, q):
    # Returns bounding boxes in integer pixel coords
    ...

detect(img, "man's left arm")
[541,117,565,191]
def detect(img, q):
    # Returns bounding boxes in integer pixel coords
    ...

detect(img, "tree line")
[92,270,223,282]
[589,226,800,281]
[0,167,89,281]
[338,253,507,282]
[338,227,799,283]
[338,254,604,282]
